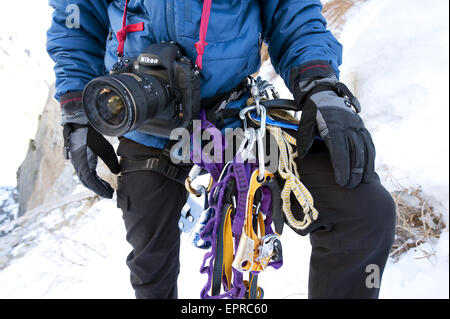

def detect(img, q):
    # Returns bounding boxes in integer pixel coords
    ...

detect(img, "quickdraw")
[179,76,319,299]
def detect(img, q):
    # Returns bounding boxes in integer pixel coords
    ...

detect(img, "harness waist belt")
[120,157,189,185]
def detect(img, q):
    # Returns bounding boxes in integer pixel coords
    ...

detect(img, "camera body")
[82,42,201,138]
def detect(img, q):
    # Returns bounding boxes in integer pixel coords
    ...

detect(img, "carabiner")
[185,165,203,196]
[185,165,213,197]
[257,104,267,139]
[256,129,265,182]
[239,105,257,132]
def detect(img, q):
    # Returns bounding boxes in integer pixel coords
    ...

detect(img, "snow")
[339,0,449,298]
[381,232,449,299]
[0,0,448,299]
[0,199,134,298]
[339,0,449,215]
[0,0,55,186]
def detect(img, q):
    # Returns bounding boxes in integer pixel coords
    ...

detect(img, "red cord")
[116,0,144,57]
[195,0,212,69]
[116,0,212,68]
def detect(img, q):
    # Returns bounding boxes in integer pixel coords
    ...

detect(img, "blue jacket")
[47,0,342,149]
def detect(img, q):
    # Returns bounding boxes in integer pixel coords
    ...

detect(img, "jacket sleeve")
[46,0,110,100]
[260,0,343,90]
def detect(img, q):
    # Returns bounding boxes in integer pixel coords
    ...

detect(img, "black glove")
[61,92,120,198]
[290,61,375,189]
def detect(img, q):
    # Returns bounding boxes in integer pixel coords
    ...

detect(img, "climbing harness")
[179,76,320,299]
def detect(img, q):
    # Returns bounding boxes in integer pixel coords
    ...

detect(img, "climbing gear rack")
[179,76,320,299]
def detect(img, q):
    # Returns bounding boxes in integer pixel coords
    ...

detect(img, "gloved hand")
[60,91,120,198]
[290,61,375,189]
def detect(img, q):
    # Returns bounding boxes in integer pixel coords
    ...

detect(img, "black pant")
[116,138,396,299]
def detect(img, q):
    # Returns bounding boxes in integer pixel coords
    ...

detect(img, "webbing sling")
[195,109,273,299]
[246,273,263,299]
[211,203,234,296]
[267,126,319,230]
[199,162,248,299]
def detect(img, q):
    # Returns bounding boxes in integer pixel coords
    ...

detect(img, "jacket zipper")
[166,0,176,41]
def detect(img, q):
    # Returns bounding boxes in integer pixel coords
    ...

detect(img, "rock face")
[16,85,119,216]
[16,86,77,216]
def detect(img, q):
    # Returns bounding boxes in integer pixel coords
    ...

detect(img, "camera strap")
[116,0,212,67]
[194,0,212,70]
[116,0,144,57]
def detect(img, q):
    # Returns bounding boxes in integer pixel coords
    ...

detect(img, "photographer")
[47,0,396,299]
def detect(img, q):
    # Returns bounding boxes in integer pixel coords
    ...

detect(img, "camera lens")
[96,88,126,126]
[82,73,169,137]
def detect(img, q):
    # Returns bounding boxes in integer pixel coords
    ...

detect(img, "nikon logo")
[140,56,160,65]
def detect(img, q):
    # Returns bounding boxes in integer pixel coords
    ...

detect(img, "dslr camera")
[82,42,201,138]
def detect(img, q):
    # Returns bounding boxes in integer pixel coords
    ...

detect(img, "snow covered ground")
[0,198,134,298]
[0,0,448,299]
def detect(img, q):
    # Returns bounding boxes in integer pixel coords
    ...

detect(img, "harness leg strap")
[120,149,190,185]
